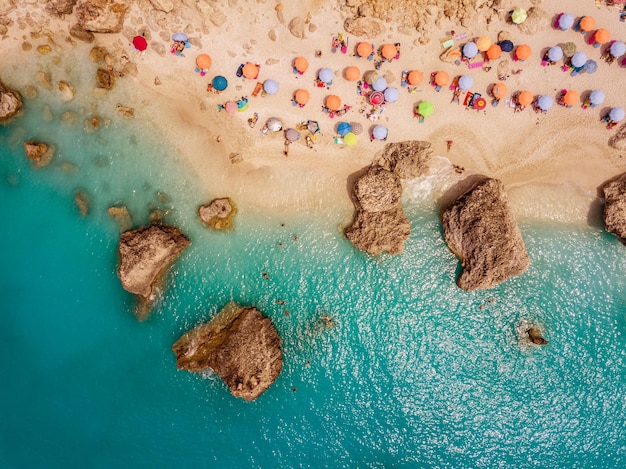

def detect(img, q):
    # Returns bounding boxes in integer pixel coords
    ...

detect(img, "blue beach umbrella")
[372,125,388,140]
[610,41,626,58]
[458,75,473,90]
[558,14,574,31]
[583,60,598,74]
[589,90,605,106]
[499,40,514,52]
[383,87,399,103]
[571,51,587,68]
[172,32,188,42]
[263,79,279,95]
[548,46,563,62]
[372,76,387,91]
[609,107,625,122]
[318,68,333,84]
[537,95,553,111]
[337,122,352,137]
[212,75,228,91]
[462,42,478,59]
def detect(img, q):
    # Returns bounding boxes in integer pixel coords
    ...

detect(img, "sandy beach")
[2,0,626,223]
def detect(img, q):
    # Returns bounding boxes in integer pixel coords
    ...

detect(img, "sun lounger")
[468,61,484,69]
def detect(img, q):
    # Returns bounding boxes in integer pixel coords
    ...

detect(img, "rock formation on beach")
[0,78,22,122]
[75,0,129,33]
[601,172,626,245]
[172,302,283,402]
[346,141,433,255]
[117,224,190,319]
[198,197,237,230]
[441,177,530,291]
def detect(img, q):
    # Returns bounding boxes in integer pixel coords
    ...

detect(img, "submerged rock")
[441,177,530,291]
[74,188,91,217]
[117,224,190,319]
[518,320,548,347]
[46,0,78,17]
[601,172,626,245]
[172,302,283,402]
[69,23,95,42]
[107,205,133,232]
[75,0,129,34]
[115,103,134,118]
[0,78,22,122]
[96,67,115,89]
[345,207,411,255]
[57,80,75,101]
[198,197,236,230]
[23,140,54,168]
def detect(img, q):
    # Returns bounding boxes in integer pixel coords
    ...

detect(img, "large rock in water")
[601,172,626,245]
[117,224,190,317]
[441,177,530,291]
[75,0,129,33]
[172,302,283,402]
[353,166,402,212]
[0,79,22,122]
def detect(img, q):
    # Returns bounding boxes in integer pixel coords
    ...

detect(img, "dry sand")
[1,0,625,224]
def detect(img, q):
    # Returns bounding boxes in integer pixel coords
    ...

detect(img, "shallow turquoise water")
[1,81,625,468]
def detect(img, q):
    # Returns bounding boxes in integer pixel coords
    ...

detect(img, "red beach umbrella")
[133,36,147,51]
[474,97,487,110]
[369,91,384,105]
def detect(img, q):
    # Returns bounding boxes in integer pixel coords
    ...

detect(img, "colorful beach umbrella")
[357,42,373,58]
[343,132,357,146]
[499,40,514,52]
[294,89,310,105]
[133,36,147,51]
[548,46,563,62]
[594,29,610,46]
[563,90,579,106]
[294,56,309,73]
[609,107,625,122]
[285,128,300,142]
[474,97,487,110]
[337,121,352,137]
[589,90,605,106]
[224,101,238,114]
[344,66,360,81]
[492,83,508,98]
[458,75,473,90]
[369,91,384,105]
[196,54,212,70]
[584,60,598,74]
[486,44,502,60]
[518,91,533,106]
[242,63,259,79]
[263,79,279,95]
[384,87,399,103]
[558,13,574,31]
[571,51,587,68]
[610,41,626,58]
[172,32,188,42]
[212,75,228,91]
[372,77,387,92]
[381,44,397,60]
[579,16,595,32]
[537,95,553,111]
[417,100,434,117]
[325,94,341,111]
[372,125,388,140]
[562,42,577,57]
[515,44,531,61]
[476,36,491,52]
[364,70,378,85]
[463,42,478,59]
[434,71,450,86]
[266,117,283,131]
[350,122,363,135]
[307,120,319,134]
[511,8,527,25]
[318,68,333,84]
[408,70,423,86]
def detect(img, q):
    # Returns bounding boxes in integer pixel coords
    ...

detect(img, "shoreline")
[1,1,625,226]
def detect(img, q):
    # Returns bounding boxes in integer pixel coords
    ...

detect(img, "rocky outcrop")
[376,140,433,179]
[45,0,77,17]
[57,81,75,101]
[518,320,548,347]
[354,166,402,212]
[0,0,15,16]
[343,16,385,39]
[24,140,54,168]
[0,78,22,122]
[518,7,550,35]
[96,67,115,89]
[149,0,173,13]
[441,177,530,291]
[172,302,283,402]
[198,197,236,230]
[601,172,626,245]
[75,0,129,34]
[69,23,95,42]
[117,224,190,318]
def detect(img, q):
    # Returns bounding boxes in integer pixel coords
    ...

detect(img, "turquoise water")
[1,82,626,469]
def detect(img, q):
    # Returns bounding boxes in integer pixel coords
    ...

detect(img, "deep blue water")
[1,80,625,469]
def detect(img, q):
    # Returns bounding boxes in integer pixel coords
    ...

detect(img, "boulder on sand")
[601,171,626,245]
[441,177,530,291]
[75,0,129,34]
[172,302,283,402]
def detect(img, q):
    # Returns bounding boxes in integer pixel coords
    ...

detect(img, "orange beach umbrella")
[593,29,610,45]
[515,44,531,61]
[518,91,533,106]
[492,82,508,98]
[294,56,309,73]
[434,71,450,86]
[580,16,595,32]
[563,90,579,106]
[357,42,373,58]
[344,66,360,81]
[242,62,259,79]
[196,54,212,69]
[486,44,502,60]
[408,70,423,86]
[381,43,397,59]
[325,94,341,111]
[476,36,491,52]
[294,89,310,105]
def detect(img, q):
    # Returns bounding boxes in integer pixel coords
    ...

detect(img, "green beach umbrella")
[511,7,527,25]
[417,101,434,117]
